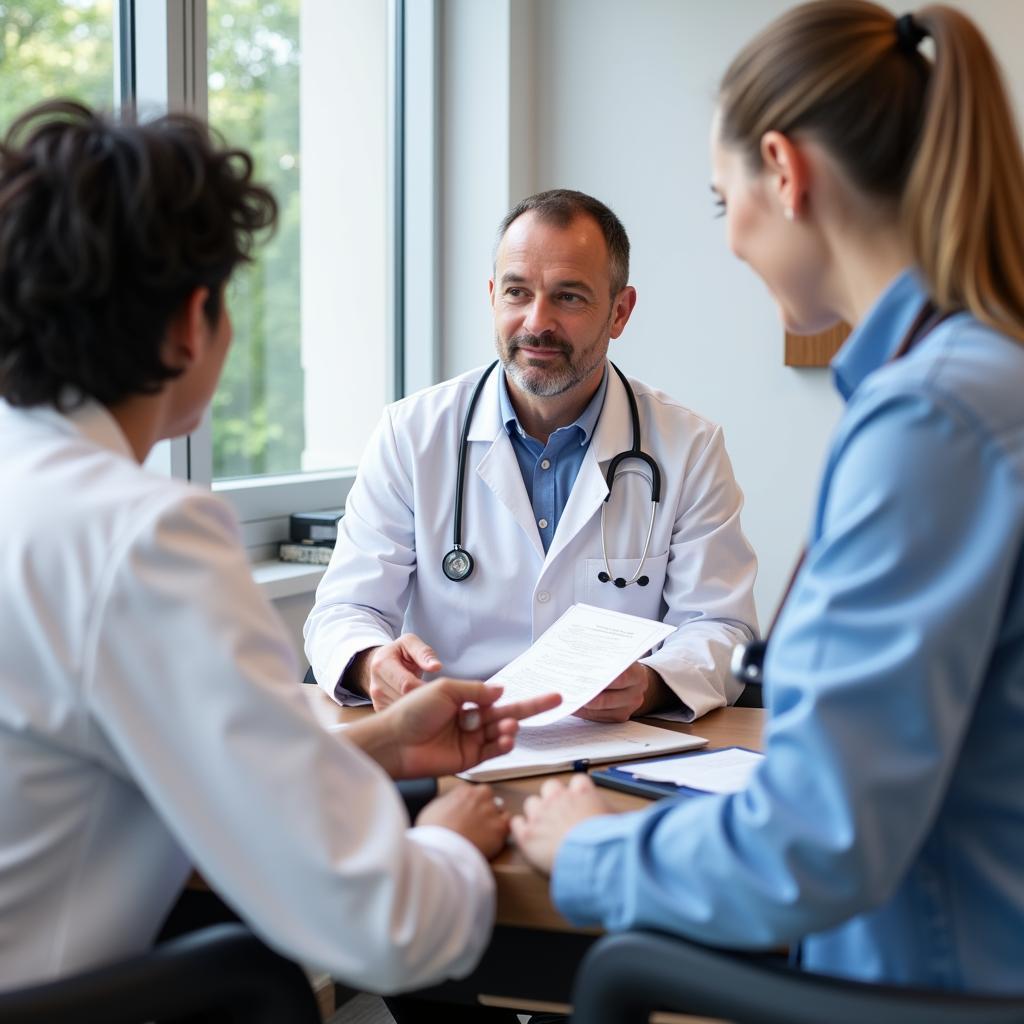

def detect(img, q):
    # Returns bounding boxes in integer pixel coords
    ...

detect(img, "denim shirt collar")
[498,363,609,447]
[831,269,929,402]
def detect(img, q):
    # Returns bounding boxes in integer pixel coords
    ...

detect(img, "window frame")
[126,0,440,555]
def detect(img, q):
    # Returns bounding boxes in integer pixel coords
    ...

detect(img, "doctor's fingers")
[573,702,636,724]
[368,672,420,710]
[581,679,645,710]
[394,632,442,672]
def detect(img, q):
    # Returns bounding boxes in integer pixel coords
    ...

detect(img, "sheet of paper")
[459,717,706,782]
[624,747,763,793]
[491,603,676,727]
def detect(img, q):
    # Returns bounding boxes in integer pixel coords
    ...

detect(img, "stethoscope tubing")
[451,360,499,552]
[443,359,662,586]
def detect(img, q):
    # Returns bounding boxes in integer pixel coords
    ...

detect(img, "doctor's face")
[490,212,634,399]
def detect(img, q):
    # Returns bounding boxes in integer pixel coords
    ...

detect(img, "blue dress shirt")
[498,367,608,552]
[551,270,1024,993]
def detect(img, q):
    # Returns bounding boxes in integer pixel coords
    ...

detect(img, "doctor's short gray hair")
[495,189,631,298]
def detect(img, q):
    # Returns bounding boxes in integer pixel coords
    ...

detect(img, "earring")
[784,207,795,222]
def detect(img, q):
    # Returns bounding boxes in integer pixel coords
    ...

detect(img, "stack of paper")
[622,747,763,794]
[491,603,676,728]
[459,717,707,782]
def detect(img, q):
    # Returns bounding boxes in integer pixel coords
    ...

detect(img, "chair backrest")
[734,683,763,708]
[569,931,1024,1024]
[0,923,321,1024]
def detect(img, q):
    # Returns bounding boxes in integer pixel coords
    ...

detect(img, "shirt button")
[538,518,549,529]
[540,459,551,470]
[537,591,551,603]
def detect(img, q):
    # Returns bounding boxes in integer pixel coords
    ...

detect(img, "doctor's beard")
[497,330,608,398]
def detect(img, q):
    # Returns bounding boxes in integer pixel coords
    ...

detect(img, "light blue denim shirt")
[552,270,1024,993]
[498,366,608,552]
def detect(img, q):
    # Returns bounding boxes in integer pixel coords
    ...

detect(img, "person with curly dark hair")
[0,101,557,995]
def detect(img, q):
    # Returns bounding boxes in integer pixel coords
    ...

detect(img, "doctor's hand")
[510,775,611,875]
[416,783,510,859]
[350,633,442,711]
[574,662,671,723]
[351,678,561,780]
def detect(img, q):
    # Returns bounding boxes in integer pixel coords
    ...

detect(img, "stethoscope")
[442,360,662,587]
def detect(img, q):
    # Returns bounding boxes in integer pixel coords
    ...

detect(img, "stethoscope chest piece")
[442,546,475,582]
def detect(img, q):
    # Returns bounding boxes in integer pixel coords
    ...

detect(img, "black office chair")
[569,931,1024,1024]
[734,683,763,708]
[0,922,320,1024]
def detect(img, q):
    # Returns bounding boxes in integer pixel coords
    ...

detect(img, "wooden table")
[305,689,765,932]
[304,689,765,1017]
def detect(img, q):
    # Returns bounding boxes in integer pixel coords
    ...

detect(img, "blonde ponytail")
[906,7,1024,340]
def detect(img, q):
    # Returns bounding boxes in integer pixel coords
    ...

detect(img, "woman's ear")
[161,287,212,370]
[760,130,809,220]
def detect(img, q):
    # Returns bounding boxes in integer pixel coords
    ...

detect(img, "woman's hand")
[511,774,611,874]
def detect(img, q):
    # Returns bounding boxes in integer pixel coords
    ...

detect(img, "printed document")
[491,603,676,728]
[624,747,763,794]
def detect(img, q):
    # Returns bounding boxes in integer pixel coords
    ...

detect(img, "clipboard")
[591,766,695,801]
[592,746,763,801]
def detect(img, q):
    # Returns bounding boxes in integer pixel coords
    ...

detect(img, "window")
[2,0,422,556]
[205,0,398,551]
[206,0,394,489]
[0,1,117,124]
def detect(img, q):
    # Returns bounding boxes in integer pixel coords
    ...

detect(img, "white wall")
[438,0,1024,621]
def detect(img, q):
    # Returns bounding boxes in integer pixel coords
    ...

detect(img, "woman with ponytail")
[513,2,1024,992]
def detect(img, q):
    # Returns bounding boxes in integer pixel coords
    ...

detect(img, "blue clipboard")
[591,746,761,801]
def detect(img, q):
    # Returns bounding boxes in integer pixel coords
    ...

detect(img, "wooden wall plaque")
[785,321,851,367]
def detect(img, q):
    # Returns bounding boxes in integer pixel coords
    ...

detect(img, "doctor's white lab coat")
[306,363,759,719]
[0,398,494,993]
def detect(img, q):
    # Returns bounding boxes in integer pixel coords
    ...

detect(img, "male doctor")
[306,189,759,722]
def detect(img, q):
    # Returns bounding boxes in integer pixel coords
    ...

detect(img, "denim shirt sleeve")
[552,384,1020,946]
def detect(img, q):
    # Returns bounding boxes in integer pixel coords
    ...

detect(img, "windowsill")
[252,558,326,600]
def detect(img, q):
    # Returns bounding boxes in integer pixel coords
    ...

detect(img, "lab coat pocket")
[581,552,670,620]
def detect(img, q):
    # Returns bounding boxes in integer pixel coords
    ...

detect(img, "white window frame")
[129,0,441,556]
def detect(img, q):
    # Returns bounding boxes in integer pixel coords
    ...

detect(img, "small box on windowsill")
[288,508,344,545]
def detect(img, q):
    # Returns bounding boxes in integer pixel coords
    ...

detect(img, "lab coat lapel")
[470,369,546,561]
[542,364,631,568]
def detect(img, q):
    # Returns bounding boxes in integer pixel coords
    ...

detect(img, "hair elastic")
[895,13,927,55]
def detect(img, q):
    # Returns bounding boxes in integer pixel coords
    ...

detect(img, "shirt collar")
[498,363,609,446]
[63,393,136,461]
[831,269,929,402]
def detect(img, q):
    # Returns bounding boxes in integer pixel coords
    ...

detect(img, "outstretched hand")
[382,678,561,779]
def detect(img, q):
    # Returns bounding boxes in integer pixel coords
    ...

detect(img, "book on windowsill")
[278,541,334,566]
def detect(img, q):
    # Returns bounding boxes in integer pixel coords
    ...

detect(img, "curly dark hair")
[0,100,278,408]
